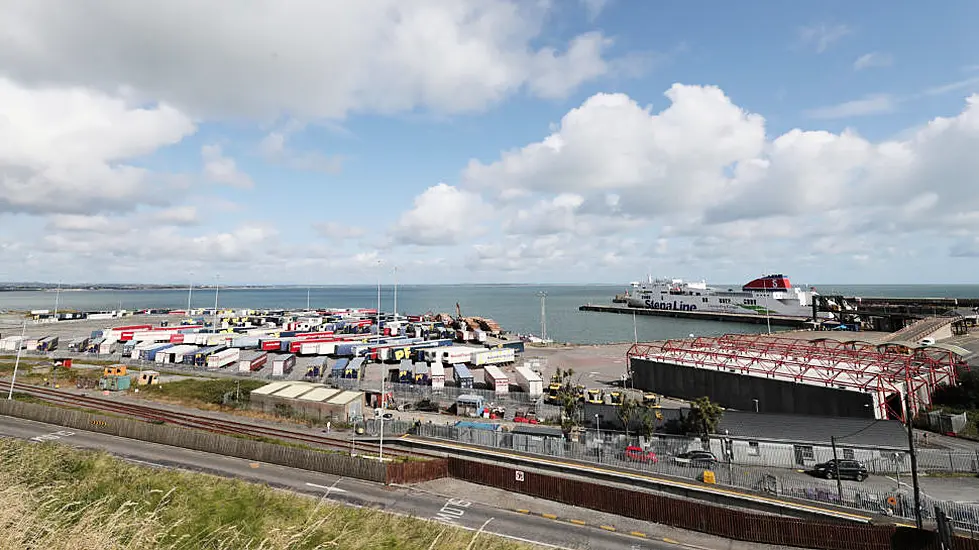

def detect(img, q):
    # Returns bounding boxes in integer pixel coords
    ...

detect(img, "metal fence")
[416,423,979,533]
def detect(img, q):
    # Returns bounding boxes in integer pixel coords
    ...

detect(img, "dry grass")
[0,439,534,550]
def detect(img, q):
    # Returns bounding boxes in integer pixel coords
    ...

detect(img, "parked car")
[673,450,717,468]
[811,459,869,481]
[624,445,658,463]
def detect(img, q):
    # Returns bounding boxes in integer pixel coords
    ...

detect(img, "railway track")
[0,382,436,460]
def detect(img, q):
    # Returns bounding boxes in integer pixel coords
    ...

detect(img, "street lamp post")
[187,272,194,312]
[393,265,398,320]
[6,321,27,400]
[377,260,384,461]
[212,275,220,332]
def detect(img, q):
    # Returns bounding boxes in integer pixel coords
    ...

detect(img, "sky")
[2,1,979,286]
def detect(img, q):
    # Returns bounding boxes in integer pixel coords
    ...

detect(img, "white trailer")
[514,366,544,397]
[471,348,515,366]
[0,336,22,352]
[157,344,197,364]
[206,348,240,368]
[131,331,171,343]
[483,365,509,395]
[237,351,269,372]
[430,362,446,391]
[98,340,117,354]
[272,354,296,376]
[435,346,482,364]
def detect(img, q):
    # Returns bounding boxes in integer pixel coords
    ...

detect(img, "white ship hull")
[624,274,819,319]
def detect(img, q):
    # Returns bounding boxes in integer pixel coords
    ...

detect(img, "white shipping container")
[157,344,197,364]
[299,341,328,355]
[317,342,337,355]
[206,348,240,368]
[0,336,23,351]
[98,340,116,354]
[471,348,515,366]
[482,365,509,395]
[430,362,445,390]
[514,365,544,397]
[206,334,232,346]
[130,341,156,359]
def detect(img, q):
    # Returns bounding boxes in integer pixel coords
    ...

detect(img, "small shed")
[136,370,160,386]
[456,394,485,418]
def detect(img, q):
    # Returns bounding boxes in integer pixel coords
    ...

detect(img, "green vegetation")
[931,370,979,437]
[138,378,266,408]
[551,367,582,431]
[0,438,530,550]
[684,396,724,436]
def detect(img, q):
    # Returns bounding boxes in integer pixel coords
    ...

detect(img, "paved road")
[0,415,697,550]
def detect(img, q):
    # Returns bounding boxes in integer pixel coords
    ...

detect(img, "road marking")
[305,482,348,494]
[249,462,260,468]
[569,519,586,525]
[516,509,530,514]
[30,429,75,442]
[542,513,558,519]
[402,435,902,525]
[663,537,680,544]
[600,525,616,531]
[433,498,471,525]
[630,531,647,538]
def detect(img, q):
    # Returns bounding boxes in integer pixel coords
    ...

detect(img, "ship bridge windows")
[702,298,709,303]
[744,299,757,305]
[718,298,731,304]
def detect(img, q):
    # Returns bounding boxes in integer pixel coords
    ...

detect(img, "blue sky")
[1,0,979,286]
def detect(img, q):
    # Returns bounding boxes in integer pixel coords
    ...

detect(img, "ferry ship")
[625,274,819,319]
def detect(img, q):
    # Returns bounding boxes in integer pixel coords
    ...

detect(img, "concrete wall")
[630,358,876,419]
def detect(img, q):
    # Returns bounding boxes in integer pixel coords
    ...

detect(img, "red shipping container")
[170,334,185,344]
[250,354,268,371]
[261,340,281,351]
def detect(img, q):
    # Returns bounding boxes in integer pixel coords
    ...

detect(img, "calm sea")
[3,284,979,345]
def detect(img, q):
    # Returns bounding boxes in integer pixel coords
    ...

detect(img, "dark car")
[811,459,869,481]
[673,450,717,468]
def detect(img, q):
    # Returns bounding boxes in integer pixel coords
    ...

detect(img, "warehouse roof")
[326,390,362,405]
[717,410,908,449]
[272,382,317,399]
[250,381,291,396]
[298,387,342,402]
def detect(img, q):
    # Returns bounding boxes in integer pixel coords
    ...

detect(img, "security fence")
[415,423,979,533]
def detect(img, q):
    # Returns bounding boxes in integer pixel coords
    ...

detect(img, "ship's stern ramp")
[627,334,969,421]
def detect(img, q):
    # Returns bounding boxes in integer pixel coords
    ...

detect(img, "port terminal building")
[627,334,971,420]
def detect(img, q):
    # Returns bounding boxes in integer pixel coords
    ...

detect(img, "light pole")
[54,280,62,318]
[766,278,772,335]
[212,274,220,332]
[6,321,27,400]
[187,272,194,312]
[376,259,384,461]
[393,265,398,321]
[539,291,547,342]
[307,286,311,311]
[633,310,638,344]
[753,399,759,413]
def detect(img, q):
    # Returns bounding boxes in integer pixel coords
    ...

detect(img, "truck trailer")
[514,366,544,397]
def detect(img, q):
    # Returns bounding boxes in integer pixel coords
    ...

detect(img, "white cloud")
[804,94,896,119]
[313,221,367,241]
[580,0,611,21]
[455,84,979,276]
[201,144,253,189]
[151,206,199,226]
[0,77,195,215]
[392,183,491,246]
[464,85,766,219]
[0,1,627,120]
[797,23,851,53]
[259,129,343,174]
[853,52,893,71]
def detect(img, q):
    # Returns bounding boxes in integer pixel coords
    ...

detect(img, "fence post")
[949,451,954,472]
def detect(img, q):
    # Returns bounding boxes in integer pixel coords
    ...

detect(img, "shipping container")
[330,358,349,378]
[143,343,175,362]
[169,333,185,344]
[452,363,474,389]
[0,336,23,352]
[85,337,105,353]
[430,362,446,390]
[473,330,487,344]
[471,348,515,367]
[90,330,105,339]
[237,350,268,372]
[67,337,89,352]
[344,357,364,379]
[501,340,525,353]
[271,354,296,376]
[260,338,282,351]
[395,359,413,383]
[483,365,509,395]
[230,336,260,349]
[37,336,59,352]
[514,365,544,397]
[207,348,240,368]
[432,346,482,364]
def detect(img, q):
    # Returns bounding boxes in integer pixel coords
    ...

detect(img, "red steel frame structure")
[627,334,965,420]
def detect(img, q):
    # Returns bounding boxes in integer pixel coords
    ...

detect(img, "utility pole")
[306,286,311,310]
[830,436,844,504]
[393,265,398,320]
[766,278,772,335]
[539,291,547,342]
[7,321,27,400]
[633,311,638,344]
[905,392,923,529]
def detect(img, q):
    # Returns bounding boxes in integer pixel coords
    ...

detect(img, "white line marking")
[305,482,348,494]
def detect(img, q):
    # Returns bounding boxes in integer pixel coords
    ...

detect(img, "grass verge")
[0,438,532,550]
